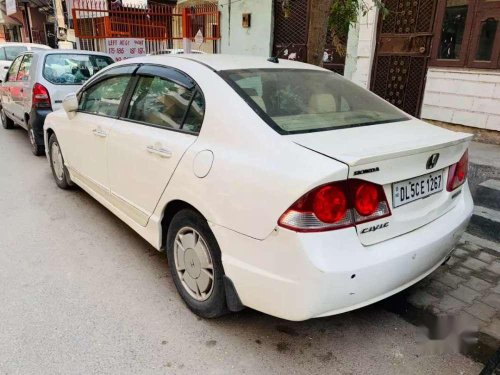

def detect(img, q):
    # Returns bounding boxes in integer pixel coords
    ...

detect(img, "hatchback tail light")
[278,179,391,232]
[32,83,52,109]
[446,150,468,192]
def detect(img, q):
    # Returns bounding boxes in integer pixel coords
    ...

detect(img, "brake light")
[278,179,391,232]
[447,150,468,192]
[313,185,347,223]
[32,83,51,109]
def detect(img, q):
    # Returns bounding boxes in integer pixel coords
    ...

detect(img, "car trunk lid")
[287,119,473,245]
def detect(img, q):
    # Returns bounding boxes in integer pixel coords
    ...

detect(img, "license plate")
[392,170,444,208]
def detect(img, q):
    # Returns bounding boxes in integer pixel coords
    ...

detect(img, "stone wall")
[421,68,500,132]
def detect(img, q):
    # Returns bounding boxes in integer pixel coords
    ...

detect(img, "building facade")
[345,0,500,135]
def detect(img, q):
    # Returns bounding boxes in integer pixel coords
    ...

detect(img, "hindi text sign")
[106,38,146,62]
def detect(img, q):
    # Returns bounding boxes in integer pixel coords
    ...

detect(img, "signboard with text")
[6,0,17,16]
[106,38,146,62]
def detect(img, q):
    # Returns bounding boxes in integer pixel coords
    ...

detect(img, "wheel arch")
[45,126,55,147]
[160,199,206,250]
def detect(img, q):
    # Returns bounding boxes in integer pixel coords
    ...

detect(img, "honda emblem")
[426,153,440,169]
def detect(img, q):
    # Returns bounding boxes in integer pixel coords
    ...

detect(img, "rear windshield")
[221,69,409,134]
[43,54,114,85]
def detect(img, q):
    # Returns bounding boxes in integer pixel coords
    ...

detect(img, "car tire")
[166,209,228,318]
[28,123,44,156]
[1,109,14,129]
[48,133,73,189]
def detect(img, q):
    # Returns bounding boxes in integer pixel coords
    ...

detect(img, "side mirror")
[62,93,78,118]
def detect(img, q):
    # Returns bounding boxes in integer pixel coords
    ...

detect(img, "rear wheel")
[48,133,72,189]
[166,209,228,318]
[1,109,14,129]
[28,123,44,156]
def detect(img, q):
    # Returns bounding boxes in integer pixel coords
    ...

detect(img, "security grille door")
[273,0,310,62]
[370,0,437,117]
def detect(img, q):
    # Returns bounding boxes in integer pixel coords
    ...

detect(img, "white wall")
[344,1,378,88]
[219,0,273,56]
[421,68,500,132]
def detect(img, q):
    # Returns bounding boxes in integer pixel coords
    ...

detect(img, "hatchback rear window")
[43,54,114,85]
[221,69,409,134]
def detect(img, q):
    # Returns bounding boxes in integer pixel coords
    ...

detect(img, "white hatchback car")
[0,42,52,81]
[44,55,473,321]
[1,50,114,155]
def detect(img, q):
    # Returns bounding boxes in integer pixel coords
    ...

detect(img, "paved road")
[0,126,482,375]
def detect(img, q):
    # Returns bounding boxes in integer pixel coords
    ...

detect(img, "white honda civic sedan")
[44,55,473,321]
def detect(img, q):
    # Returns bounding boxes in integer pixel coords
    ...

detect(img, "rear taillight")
[446,150,468,192]
[32,83,52,109]
[278,179,391,232]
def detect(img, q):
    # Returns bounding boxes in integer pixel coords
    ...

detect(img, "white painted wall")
[344,1,378,88]
[219,0,273,56]
[421,68,500,132]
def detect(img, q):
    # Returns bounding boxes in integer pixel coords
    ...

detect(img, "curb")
[382,236,500,365]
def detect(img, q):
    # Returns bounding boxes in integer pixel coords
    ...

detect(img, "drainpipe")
[182,7,192,53]
[21,0,32,43]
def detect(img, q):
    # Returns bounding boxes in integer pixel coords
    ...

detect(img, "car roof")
[0,42,51,49]
[29,49,113,58]
[117,54,327,72]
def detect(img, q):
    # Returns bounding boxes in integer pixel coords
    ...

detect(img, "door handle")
[92,128,107,137]
[146,145,172,158]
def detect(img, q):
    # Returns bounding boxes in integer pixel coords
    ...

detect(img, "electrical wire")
[217,0,244,8]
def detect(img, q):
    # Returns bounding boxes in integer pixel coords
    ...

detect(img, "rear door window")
[126,75,194,129]
[183,91,205,133]
[17,54,33,81]
[6,55,23,82]
[44,54,114,85]
[4,46,27,61]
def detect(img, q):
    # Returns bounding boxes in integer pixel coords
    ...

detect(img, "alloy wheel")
[174,227,215,301]
[29,127,36,150]
[51,141,64,181]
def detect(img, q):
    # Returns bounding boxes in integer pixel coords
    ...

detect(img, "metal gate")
[370,0,437,117]
[272,0,346,74]
[272,0,309,62]
[72,1,220,54]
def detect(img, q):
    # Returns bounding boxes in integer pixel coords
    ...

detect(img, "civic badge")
[426,153,440,169]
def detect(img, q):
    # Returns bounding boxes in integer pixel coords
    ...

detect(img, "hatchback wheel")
[28,123,44,156]
[1,109,14,129]
[48,134,72,189]
[166,209,228,318]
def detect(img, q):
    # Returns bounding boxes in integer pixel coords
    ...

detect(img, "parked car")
[1,50,114,155]
[151,49,205,55]
[0,42,51,82]
[44,55,473,321]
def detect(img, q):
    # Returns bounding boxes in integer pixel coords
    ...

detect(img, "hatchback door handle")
[92,128,107,137]
[146,145,172,158]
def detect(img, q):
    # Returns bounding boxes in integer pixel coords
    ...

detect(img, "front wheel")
[166,209,228,318]
[48,133,72,189]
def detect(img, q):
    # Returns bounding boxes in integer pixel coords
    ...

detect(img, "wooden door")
[370,0,438,117]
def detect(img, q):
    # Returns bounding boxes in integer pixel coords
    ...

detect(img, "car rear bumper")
[212,183,473,321]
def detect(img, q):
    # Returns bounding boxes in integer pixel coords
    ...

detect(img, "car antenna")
[267,56,279,63]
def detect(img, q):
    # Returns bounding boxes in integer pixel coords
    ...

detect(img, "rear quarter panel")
[150,59,348,240]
